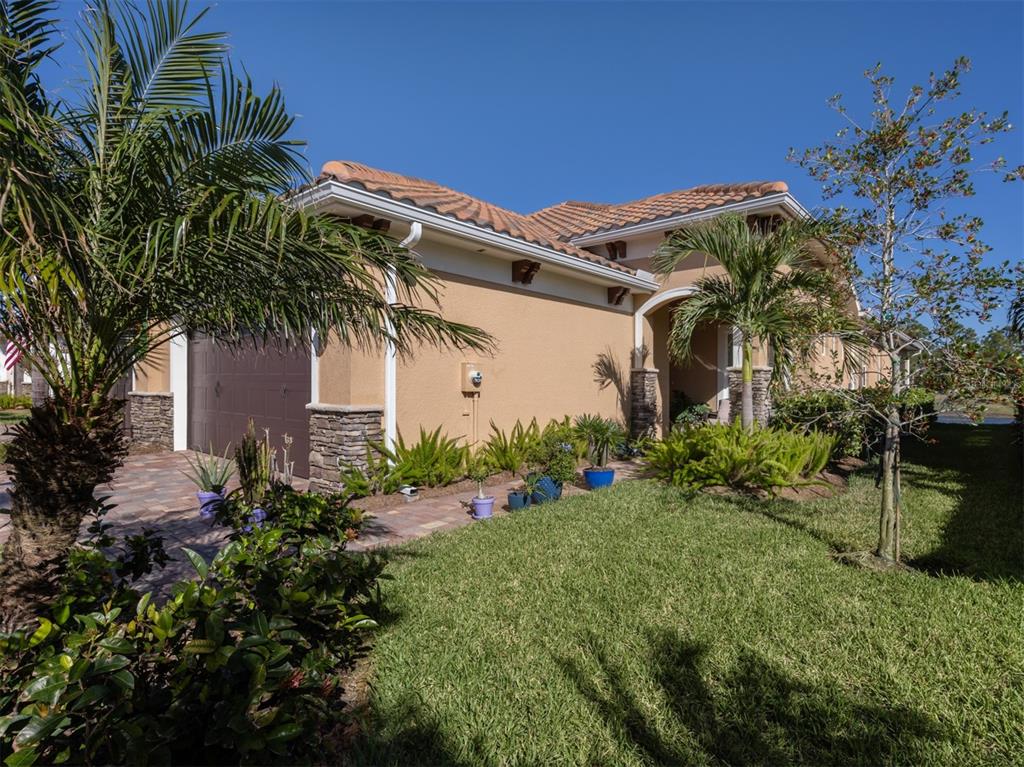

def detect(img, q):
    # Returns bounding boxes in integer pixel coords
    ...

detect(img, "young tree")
[791,58,1023,565]
[0,0,491,623]
[652,214,861,429]
[1011,290,1024,339]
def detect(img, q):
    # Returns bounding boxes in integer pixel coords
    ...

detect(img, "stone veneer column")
[307,404,383,493]
[629,368,660,439]
[127,391,173,449]
[726,366,773,426]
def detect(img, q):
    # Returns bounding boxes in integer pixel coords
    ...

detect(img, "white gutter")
[569,192,809,247]
[293,180,659,292]
[383,221,423,451]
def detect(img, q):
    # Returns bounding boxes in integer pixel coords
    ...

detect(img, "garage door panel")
[188,336,310,477]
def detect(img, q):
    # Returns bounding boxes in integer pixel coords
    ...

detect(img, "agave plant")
[182,446,235,493]
[0,0,491,623]
[481,418,540,475]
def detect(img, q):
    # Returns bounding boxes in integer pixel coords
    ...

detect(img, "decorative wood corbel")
[512,260,541,284]
[608,286,630,306]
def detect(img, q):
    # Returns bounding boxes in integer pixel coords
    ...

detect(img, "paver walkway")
[0,451,643,585]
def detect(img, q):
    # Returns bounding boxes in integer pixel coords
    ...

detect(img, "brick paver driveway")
[0,451,643,589]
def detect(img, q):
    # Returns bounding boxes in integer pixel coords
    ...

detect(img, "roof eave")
[568,192,809,247]
[292,180,660,292]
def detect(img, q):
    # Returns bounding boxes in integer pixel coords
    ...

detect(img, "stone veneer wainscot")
[127,391,173,450]
[629,367,660,438]
[726,366,773,426]
[307,404,384,493]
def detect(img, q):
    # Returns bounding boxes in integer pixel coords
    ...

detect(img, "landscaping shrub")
[574,414,626,468]
[338,426,469,498]
[525,421,580,486]
[772,387,937,457]
[383,426,467,489]
[480,419,540,475]
[771,390,866,457]
[645,421,836,491]
[0,486,381,766]
[0,394,31,411]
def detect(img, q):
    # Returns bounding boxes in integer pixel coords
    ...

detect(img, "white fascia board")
[569,193,810,247]
[293,181,659,292]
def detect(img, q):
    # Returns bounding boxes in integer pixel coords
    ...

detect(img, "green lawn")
[0,409,28,425]
[352,425,1023,766]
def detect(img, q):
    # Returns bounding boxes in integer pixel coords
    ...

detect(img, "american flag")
[4,340,23,371]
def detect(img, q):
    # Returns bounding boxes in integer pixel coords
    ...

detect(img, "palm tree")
[1010,289,1024,340]
[651,214,861,429]
[0,0,491,622]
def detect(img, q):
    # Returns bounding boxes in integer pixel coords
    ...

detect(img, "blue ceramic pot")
[507,491,531,510]
[583,467,615,489]
[531,476,563,505]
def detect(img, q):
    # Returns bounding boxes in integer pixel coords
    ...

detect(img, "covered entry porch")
[630,287,771,436]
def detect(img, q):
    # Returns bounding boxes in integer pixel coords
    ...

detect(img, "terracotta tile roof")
[526,181,790,240]
[318,161,635,275]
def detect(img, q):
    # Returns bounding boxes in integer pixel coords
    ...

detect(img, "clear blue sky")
[43,1,1024,325]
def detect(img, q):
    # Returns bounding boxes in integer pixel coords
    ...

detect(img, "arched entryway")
[631,287,737,436]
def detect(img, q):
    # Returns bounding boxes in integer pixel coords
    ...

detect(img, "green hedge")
[772,387,936,457]
[0,394,31,410]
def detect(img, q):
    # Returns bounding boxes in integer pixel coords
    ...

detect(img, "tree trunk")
[0,398,126,628]
[876,411,901,562]
[741,338,754,430]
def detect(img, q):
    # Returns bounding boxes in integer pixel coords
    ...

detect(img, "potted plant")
[507,478,532,511]
[183,447,235,519]
[468,456,496,519]
[575,414,625,489]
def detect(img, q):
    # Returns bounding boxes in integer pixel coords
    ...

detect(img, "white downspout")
[385,221,422,451]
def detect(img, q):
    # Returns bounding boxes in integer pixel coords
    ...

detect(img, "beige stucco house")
[129,160,877,490]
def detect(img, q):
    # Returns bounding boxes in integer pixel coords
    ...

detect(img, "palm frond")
[118,0,226,112]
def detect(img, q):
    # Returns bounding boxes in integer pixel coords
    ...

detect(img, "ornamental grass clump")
[644,420,836,491]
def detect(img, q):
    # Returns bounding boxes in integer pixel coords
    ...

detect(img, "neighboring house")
[129,160,868,490]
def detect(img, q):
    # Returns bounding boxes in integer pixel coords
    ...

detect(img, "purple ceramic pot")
[471,496,496,520]
[197,489,223,519]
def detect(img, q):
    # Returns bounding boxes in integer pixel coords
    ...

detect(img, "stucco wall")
[134,340,170,393]
[317,338,383,406]
[393,271,634,447]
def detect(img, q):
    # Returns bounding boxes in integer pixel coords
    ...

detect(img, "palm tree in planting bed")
[0,0,491,624]
[652,214,863,429]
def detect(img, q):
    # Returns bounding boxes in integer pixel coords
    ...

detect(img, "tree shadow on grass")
[715,424,1022,582]
[558,628,946,766]
[900,425,1023,581]
[344,689,484,767]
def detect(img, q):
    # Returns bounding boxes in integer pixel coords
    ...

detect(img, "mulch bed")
[348,470,519,512]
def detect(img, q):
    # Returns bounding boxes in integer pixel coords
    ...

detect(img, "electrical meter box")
[461,362,483,393]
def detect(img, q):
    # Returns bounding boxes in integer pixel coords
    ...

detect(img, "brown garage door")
[189,336,310,477]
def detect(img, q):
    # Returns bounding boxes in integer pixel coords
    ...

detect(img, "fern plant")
[481,418,541,475]
[376,426,468,489]
[645,421,836,491]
